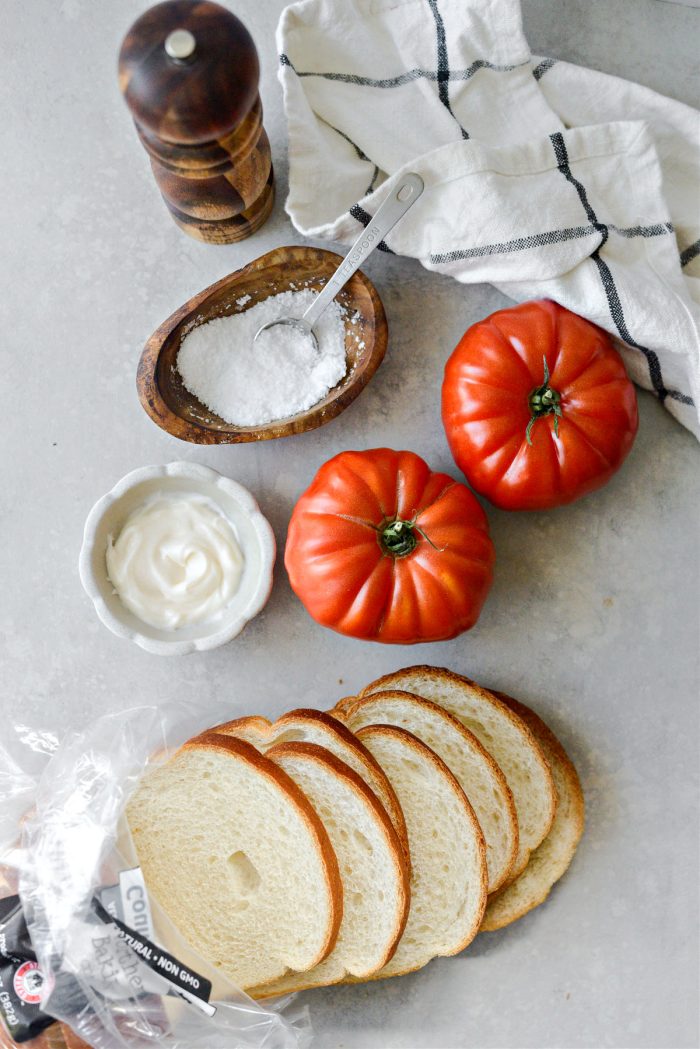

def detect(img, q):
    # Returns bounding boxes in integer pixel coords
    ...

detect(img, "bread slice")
[349,725,487,979]
[481,694,585,931]
[334,690,518,893]
[126,732,343,990]
[360,666,556,880]
[249,742,410,997]
[213,709,408,864]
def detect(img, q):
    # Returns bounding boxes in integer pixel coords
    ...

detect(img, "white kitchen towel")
[277,0,700,435]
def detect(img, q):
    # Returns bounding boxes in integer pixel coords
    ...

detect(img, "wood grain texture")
[137,246,389,443]
[119,0,273,243]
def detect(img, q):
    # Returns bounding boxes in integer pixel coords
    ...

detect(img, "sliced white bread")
[481,694,585,931]
[359,666,557,881]
[126,732,343,990]
[349,725,487,980]
[250,742,410,997]
[334,690,518,894]
[213,709,409,865]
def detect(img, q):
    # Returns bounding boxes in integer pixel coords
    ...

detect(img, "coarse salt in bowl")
[137,246,388,444]
[79,462,276,655]
[176,288,349,427]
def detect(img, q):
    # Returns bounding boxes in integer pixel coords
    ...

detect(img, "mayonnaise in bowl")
[80,463,276,655]
[106,493,245,630]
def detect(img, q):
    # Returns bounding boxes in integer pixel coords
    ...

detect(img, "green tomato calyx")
[380,519,418,558]
[526,356,562,445]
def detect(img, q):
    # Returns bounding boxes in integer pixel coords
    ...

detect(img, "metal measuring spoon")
[253,173,424,351]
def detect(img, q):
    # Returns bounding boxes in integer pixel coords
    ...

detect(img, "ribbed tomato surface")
[442,300,638,510]
[285,448,495,644]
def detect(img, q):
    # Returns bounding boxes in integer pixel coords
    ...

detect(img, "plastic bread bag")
[0,704,313,1049]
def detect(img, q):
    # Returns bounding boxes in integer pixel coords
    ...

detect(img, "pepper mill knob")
[118,0,274,244]
[164,29,197,60]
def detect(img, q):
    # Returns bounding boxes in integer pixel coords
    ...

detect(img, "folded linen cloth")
[277,0,700,436]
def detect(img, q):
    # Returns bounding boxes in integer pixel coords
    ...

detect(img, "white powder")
[177,290,348,426]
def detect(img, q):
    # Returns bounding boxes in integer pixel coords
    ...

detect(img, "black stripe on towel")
[450,59,528,81]
[532,58,557,80]
[425,0,469,139]
[430,225,595,263]
[550,131,693,407]
[680,238,700,268]
[550,133,604,232]
[609,222,674,238]
[279,53,527,89]
[321,119,380,195]
[280,56,427,88]
[349,204,395,253]
[429,222,672,265]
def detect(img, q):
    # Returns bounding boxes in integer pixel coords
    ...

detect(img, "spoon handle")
[302,172,424,331]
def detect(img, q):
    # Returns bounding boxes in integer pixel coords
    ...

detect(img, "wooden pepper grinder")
[118,0,274,244]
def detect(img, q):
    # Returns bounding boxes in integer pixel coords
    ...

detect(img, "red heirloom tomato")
[284,448,495,644]
[441,300,638,511]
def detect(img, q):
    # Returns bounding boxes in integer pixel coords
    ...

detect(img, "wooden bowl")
[137,246,388,443]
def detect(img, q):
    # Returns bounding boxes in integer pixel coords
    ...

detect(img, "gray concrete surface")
[2,1,698,1046]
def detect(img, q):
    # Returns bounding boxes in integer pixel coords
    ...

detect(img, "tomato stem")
[415,526,444,552]
[526,355,562,445]
[380,519,418,558]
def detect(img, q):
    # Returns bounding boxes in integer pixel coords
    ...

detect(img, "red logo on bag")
[13,961,46,1004]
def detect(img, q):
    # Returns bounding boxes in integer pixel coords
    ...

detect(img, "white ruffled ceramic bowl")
[79,462,276,655]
